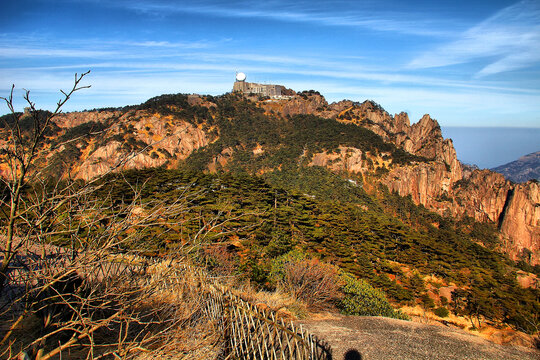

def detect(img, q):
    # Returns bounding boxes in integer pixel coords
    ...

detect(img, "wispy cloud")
[0,47,116,58]
[4,55,539,98]
[103,0,456,37]
[0,32,226,50]
[408,0,540,77]
[101,40,218,49]
[0,36,226,60]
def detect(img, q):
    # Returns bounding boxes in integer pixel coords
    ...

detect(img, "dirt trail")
[297,315,539,360]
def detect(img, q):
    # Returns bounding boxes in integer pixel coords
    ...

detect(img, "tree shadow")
[344,348,362,360]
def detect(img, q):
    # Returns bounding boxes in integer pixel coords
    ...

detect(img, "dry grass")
[250,289,308,319]
[0,255,225,360]
[280,258,343,311]
[133,321,222,360]
[400,305,538,349]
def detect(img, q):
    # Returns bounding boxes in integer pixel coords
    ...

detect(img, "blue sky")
[1,0,540,131]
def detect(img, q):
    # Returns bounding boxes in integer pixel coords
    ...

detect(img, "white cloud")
[408,0,540,77]
[0,47,116,58]
[0,35,227,60]
[4,61,539,122]
[3,54,539,97]
[101,0,455,37]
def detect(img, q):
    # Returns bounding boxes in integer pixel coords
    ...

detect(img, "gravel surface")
[297,315,540,360]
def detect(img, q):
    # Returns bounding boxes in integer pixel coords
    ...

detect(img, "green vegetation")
[86,167,539,333]
[58,120,108,143]
[6,91,537,332]
[339,272,409,319]
[178,93,426,173]
[434,307,450,318]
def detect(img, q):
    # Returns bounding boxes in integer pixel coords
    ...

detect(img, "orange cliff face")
[498,181,540,262]
[361,108,538,265]
[52,109,210,180]
[262,94,539,264]
[5,93,537,264]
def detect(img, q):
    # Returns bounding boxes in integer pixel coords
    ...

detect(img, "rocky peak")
[54,110,122,129]
[53,109,210,180]
[329,100,356,112]
[259,92,328,117]
[259,93,460,171]
[332,100,397,143]
[409,114,442,142]
[394,112,411,133]
[405,114,460,169]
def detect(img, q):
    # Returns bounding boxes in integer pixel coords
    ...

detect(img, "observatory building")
[232,72,284,97]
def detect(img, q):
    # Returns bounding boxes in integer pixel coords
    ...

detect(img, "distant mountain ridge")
[492,151,540,183]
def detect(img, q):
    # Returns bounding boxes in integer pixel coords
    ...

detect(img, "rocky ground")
[297,315,539,360]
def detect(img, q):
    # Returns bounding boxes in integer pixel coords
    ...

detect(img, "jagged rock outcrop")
[332,103,460,170]
[261,94,538,264]
[260,92,329,117]
[498,181,540,263]
[385,162,458,214]
[452,170,511,222]
[333,100,397,141]
[384,158,539,264]
[60,110,209,180]
[55,110,121,128]
[373,111,537,264]
[406,115,459,167]
[309,146,369,174]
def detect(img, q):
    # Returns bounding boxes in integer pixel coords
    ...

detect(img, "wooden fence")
[2,251,333,359]
[204,285,333,360]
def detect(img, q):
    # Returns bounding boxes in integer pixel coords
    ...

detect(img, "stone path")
[297,315,540,360]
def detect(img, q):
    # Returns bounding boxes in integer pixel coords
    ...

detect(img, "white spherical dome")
[236,72,246,81]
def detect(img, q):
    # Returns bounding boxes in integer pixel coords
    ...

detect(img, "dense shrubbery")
[32,91,538,333]
[339,272,409,320]
[0,110,54,132]
[139,93,189,111]
[269,251,408,318]
[434,307,450,318]
[90,167,539,333]
[58,120,108,143]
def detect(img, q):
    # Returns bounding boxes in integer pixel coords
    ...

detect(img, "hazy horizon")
[442,126,540,169]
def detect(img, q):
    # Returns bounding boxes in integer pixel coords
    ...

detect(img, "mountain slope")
[492,151,540,183]
[2,91,539,336]
[1,91,537,266]
[259,93,539,265]
[94,167,539,334]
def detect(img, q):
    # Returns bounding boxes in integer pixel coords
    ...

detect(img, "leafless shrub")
[0,251,225,359]
[281,258,343,310]
[0,74,230,359]
[203,244,237,277]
